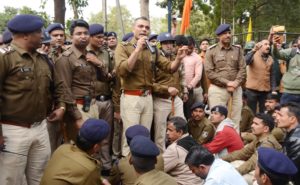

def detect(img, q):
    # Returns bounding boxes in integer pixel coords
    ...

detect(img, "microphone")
[145,40,156,54]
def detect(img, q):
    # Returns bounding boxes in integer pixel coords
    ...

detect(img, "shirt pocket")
[13,66,35,91]
[229,55,239,68]
[74,62,94,82]
[215,56,226,69]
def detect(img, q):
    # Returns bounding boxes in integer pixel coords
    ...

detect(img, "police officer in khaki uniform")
[87,23,114,176]
[55,19,108,141]
[115,16,188,155]
[129,135,176,185]
[45,23,67,63]
[188,102,215,144]
[205,24,246,132]
[0,14,66,185]
[40,119,111,185]
[153,32,186,151]
[111,125,164,185]
[223,113,282,184]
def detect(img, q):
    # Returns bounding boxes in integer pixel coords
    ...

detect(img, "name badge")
[20,67,32,72]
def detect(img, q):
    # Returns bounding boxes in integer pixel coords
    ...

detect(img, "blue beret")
[79,119,110,144]
[46,23,64,33]
[158,32,175,43]
[2,30,12,44]
[215,24,231,35]
[130,135,159,158]
[8,14,44,33]
[126,125,150,145]
[107,31,117,38]
[89,24,104,36]
[211,105,228,117]
[149,34,158,41]
[190,102,205,111]
[122,32,134,42]
[258,147,298,178]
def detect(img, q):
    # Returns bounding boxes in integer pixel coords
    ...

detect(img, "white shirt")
[204,159,247,185]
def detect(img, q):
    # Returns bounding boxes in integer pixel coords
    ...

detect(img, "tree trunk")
[140,0,149,19]
[54,0,66,25]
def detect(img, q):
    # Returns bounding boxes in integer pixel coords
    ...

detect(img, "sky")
[0,0,168,21]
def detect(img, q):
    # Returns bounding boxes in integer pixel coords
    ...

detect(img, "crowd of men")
[0,13,300,185]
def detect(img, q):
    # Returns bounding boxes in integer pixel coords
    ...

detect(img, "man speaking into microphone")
[115,16,188,155]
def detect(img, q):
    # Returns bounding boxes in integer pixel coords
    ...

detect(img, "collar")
[215,118,234,132]
[217,42,233,50]
[71,45,86,59]
[11,43,38,57]
[71,144,100,165]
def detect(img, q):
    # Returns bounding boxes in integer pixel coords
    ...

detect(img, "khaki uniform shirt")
[240,105,254,132]
[49,45,68,63]
[115,38,172,90]
[188,117,215,144]
[111,153,164,185]
[205,43,246,87]
[0,43,65,124]
[40,144,101,185]
[55,45,107,119]
[223,134,282,175]
[134,169,177,185]
[153,52,184,97]
[87,46,113,96]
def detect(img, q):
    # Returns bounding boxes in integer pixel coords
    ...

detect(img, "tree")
[54,0,66,25]
[89,6,134,39]
[0,6,51,32]
[68,0,89,19]
[0,7,18,32]
[140,0,149,19]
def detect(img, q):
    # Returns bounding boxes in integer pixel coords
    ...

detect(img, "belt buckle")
[141,90,149,97]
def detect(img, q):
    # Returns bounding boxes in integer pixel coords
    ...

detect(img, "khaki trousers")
[153,96,185,151]
[120,94,153,156]
[208,84,242,132]
[65,99,99,142]
[0,120,50,185]
[96,99,113,170]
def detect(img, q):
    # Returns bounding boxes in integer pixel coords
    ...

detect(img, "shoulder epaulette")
[121,41,130,46]
[62,48,73,57]
[0,46,14,54]
[232,44,242,49]
[207,44,217,50]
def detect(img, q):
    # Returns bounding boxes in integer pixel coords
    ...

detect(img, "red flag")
[180,0,193,34]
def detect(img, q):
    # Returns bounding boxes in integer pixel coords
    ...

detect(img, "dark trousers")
[184,89,194,120]
[280,92,300,104]
[246,89,269,113]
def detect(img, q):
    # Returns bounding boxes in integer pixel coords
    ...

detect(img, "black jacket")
[284,124,300,185]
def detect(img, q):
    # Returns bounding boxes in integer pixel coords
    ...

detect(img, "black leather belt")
[96,95,111,101]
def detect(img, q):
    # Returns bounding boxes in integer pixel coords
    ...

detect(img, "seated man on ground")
[163,117,202,185]
[188,102,215,145]
[185,145,247,185]
[40,119,110,185]
[223,113,282,184]
[203,105,244,158]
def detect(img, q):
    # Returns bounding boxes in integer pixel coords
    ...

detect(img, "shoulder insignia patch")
[208,44,217,50]
[232,44,242,49]
[0,46,14,54]
[201,131,208,138]
[121,41,130,46]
